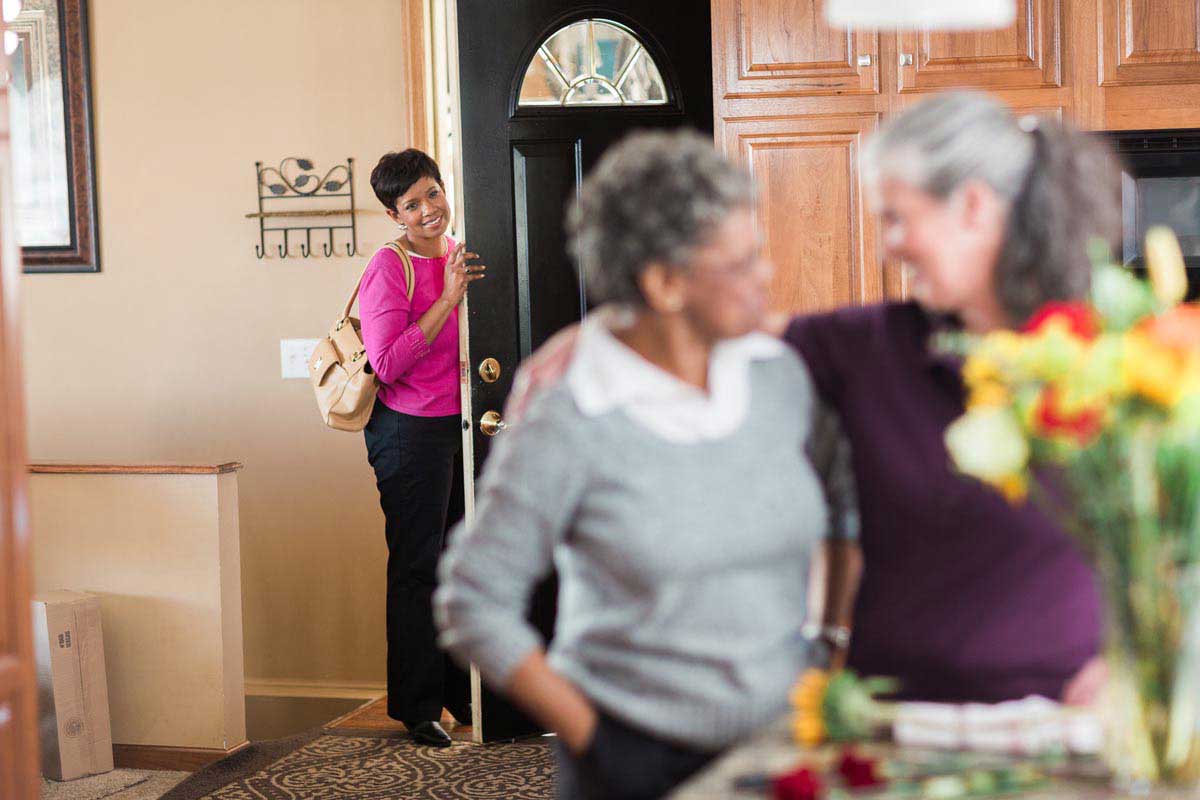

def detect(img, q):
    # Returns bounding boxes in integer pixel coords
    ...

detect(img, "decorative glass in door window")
[518,19,668,107]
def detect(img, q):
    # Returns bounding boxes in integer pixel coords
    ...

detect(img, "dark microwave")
[1105,129,1200,301]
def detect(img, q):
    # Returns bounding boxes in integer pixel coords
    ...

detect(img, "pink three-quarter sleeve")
[358,248,430,385]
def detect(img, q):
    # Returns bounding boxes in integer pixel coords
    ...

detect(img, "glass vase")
[1101,564,1200,792]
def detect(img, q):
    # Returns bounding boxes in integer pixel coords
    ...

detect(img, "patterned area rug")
[160,729,554,800]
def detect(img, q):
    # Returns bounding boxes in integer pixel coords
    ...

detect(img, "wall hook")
[247,157,359,260]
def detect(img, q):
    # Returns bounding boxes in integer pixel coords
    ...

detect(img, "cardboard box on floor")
[32,591,114,781]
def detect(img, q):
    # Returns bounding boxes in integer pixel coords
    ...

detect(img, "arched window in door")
[517,19,668,107]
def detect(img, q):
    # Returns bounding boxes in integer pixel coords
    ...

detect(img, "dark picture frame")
[16,0,99,273]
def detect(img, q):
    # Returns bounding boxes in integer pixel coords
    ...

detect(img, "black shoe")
[409,720,453,748]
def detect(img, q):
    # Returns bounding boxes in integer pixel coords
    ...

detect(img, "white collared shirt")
[565,306,787,443]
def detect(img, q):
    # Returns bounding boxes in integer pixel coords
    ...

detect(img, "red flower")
[1033,386,1103,446]
[773,766,824,800]
[1022,302,1100,341]
[837,750,885,788]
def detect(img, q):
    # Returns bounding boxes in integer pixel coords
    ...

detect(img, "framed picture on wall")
[8,0,99,273]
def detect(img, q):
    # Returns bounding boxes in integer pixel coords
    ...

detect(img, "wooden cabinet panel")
[1100,0,1200,86]
[713,0,879,97]
[897,0,1062,92]
[722,115,883,312]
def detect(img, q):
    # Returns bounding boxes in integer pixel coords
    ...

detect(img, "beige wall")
[31,471,246,750]
[21,1,417,692]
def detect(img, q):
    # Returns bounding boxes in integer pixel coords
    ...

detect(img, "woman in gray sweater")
[435,130,855,799]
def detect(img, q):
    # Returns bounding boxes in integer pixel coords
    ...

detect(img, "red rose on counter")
[1023,302,1100,341]
[837,750,885,788]
[773,766,824,800]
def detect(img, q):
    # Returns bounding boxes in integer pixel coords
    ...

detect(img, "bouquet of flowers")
[791,669,899,748]
[943,227,1200,788]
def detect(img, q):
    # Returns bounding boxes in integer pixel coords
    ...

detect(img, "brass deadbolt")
[479,357,501,383]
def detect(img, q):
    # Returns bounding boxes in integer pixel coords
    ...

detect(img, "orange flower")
[1141,304,1200,354]
[790,669,830,747]
[1124,331,1194,408]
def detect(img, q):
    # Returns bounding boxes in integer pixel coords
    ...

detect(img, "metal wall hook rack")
[247,157,359,259]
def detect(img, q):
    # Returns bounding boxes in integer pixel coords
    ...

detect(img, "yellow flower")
[962,354,1001,389]
[996,473,1029,503]
[1014,323,1089,385]
[1145,226,1188,307]
[986,330,1027,362]
[1123,331,1191,407]
[967,381,1010,410]
[792,715,826,748]
[965,332,1029,386]
[790,669,830,747]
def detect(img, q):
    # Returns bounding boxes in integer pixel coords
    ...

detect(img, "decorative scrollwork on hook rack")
[246,157,360,259]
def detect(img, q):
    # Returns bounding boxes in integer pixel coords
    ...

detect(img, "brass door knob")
[479,357,501,383]
[480,410,507,436]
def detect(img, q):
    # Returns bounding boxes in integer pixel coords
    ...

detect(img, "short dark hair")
[370,149,443,212]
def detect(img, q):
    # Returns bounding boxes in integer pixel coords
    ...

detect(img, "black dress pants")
[555,711,719,800]
[364,400,471,725]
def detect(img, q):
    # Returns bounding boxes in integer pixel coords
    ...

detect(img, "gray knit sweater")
[435,351,854,750]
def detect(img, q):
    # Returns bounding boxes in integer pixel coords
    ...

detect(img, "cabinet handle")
[856,54,873,67]
[899,53,914,67]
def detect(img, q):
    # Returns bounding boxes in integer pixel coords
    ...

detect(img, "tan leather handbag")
[309,241,414,431]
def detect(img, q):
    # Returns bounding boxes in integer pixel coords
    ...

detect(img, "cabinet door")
[1100,0,1200,86]
[721,114,884,312]
[713,0,879,98]
[897,0,1062,92]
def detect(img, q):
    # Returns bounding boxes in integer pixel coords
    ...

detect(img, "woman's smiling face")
[390,176,451,243]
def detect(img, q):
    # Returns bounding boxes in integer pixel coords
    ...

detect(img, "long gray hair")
[861,91,1123,324]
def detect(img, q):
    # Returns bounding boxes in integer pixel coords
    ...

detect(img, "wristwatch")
[802,622,852,651]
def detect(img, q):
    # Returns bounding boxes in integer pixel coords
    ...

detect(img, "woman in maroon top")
[780,92,1123,702]
[510,92,1124,704]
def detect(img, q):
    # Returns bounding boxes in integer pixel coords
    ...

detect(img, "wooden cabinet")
[896,0,1063,93]
[1100,0,1200,86]
[723,114,884,312]
[712,0,1200,312]
[713,0,880,97]
[1097,0,1200,129]
[713,0,896,312]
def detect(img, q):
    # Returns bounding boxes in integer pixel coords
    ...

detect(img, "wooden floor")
[326,697,475,742]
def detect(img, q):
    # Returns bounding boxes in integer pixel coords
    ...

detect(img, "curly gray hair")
[567,129,757,306]
[861,91,1122,325]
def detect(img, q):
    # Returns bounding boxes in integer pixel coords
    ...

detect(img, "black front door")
[455,1,712,741]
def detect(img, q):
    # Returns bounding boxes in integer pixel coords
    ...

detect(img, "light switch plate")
[281,339,320,379]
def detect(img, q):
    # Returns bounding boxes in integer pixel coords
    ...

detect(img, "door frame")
[424,0,488,743]
[0,63,41,798]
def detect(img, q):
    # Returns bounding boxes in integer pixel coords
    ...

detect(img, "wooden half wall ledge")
[28,462,244,475]
[113,741,251,772]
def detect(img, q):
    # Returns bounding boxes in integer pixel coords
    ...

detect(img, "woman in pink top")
[360,149,485,747]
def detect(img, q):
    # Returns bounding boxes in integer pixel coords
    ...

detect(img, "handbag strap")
[340,239,415,321]
[381,240,416,302]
